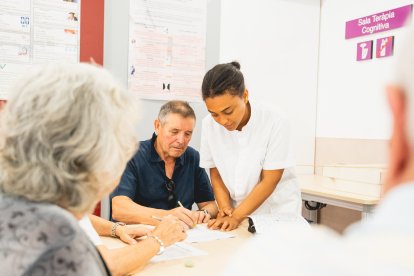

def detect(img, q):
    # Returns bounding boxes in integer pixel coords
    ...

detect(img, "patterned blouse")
[0,194,111,275]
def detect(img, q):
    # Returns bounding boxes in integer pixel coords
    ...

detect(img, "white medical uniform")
[79,215,103,246]
[200,101,301,218]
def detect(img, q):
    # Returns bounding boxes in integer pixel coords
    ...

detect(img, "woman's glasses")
[165,179,177,209]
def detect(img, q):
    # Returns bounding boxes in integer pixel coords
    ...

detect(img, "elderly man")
[223,31,414,275]
[111,101,218,228]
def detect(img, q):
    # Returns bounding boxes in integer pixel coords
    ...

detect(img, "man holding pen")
[111,101,218,229]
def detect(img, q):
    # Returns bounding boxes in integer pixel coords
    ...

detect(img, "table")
[101,221,253,275]
[299,175,382,220]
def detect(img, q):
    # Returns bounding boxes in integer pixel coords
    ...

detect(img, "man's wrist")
[200,209,209,215]
[160,209,171,216]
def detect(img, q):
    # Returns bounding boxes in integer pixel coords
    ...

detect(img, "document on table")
[150,242,207,263]
[185,224,235,243]
[249,214,310,234]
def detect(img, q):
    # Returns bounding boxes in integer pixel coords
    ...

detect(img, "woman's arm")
[209,167,233,215]
[209,169,284,231]
[97,216,186,276]
[232,169,283,219]
[89,214,115,237]
[88,214,150,245]
[97,238,159,276]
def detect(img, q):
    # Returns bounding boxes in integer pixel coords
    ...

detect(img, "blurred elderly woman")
[0,63,186,275]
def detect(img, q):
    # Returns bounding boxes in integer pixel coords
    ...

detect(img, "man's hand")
[194,210,211,224]
[168,207,197,229]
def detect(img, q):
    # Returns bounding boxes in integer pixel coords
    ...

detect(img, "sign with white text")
[345,5,412,39]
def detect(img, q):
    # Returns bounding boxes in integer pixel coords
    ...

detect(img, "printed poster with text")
[0,0,80,100]
[128,0,206,102]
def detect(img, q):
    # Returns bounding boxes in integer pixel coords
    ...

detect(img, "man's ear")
[154,119,160,135]
[384,85,408,193]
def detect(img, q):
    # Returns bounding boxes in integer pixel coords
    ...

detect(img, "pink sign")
[356,40,373,61]
[345,5,412,39]
[376,36,394,58]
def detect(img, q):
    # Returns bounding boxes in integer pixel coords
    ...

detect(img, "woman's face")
[205,90,249,131]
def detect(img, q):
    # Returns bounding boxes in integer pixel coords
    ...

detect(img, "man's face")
[155,113,195,159]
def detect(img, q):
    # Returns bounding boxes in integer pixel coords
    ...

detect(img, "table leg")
[304,201,326,223]
[361,205,375,221]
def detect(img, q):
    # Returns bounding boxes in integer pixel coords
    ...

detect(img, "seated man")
[111,101,218,228]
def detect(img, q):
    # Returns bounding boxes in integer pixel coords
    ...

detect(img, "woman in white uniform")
[200,61,302,231]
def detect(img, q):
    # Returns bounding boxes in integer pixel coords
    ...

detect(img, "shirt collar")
[150,132,185,166]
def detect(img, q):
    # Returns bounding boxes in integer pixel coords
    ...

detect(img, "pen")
[178,201,197,227]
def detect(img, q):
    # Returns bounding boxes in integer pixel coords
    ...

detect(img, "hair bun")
[229,61,241,70]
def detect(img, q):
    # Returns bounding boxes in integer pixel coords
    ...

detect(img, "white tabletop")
[101,221,253,275]
[299,174,381,205]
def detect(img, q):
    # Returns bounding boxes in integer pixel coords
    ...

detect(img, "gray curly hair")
[0,63,140,214]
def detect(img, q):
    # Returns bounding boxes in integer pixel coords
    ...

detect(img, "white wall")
[317,0,414,139]
[219,0,321,173]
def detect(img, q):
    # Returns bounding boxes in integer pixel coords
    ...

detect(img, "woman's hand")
[151,215,187,247]
[116,225,150,245]
[207,215,241,231]
[218,207,234,218]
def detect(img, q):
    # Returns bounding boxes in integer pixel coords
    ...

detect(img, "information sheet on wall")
[128,0,206,102]
[0,0,80,100]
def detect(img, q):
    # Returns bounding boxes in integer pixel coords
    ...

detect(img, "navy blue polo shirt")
[111,133,214,212]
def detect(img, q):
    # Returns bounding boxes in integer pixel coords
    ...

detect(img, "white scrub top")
[79,215,103,246]
[200,101,301,218]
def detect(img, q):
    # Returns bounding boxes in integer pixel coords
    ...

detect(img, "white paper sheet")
[128,0,206,101]
[249,214,310,234]
[185,224,235,243]
[0,0,80,99]
[150,242,207,263]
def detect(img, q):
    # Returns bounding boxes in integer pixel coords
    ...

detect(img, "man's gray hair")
[158,100,196,125]
[0,63,140,214]
[395,29,414,144]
